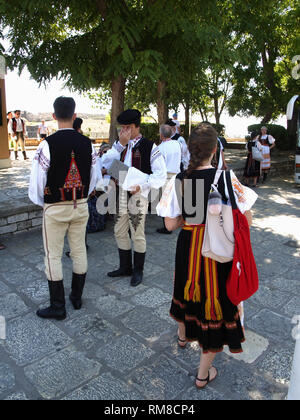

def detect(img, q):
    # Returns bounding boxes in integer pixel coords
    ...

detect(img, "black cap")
[117,109,141,126]
[165,119,176,127]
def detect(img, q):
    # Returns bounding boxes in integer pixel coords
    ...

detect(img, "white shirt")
[101,136,167,198]
[172,119,180,134]
[175,135,190,170]
[38,124,48,135]
[28,130,100,207]
[8,118,27,136]
[157,171,258,218]
[158,139,181,174]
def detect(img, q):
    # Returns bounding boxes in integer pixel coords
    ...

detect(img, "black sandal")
[177,336,187,348]
[196,367,218,389]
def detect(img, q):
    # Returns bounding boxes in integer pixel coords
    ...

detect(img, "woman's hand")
[165,216,184,232]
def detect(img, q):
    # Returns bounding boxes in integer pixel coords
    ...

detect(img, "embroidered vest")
[120,137,153,175]
[12,118,25,134]
[44,130,92,204]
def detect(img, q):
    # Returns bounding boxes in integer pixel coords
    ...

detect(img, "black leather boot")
[22,151,29,160]
[107,249,133,278]
[69,273,86,310]
[36,281,66,320]
[14,151,19,160]
[131,252,146,287]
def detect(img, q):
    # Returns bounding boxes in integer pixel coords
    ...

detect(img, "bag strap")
[225,171,238,210]
[212,169,223,188]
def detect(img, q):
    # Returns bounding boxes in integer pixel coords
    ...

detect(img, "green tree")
[227,0,300,123]
[0,0,163,142]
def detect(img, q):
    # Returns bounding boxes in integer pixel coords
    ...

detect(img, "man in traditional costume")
[29,97,99,320]
[101,109,167,287]
[166,119,190,171]
[8,110,29,160]
[157,124,182,235]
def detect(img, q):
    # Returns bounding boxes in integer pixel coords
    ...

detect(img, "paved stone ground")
[0,168,299,400]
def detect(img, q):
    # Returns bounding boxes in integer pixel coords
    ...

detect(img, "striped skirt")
[261,145,271,170]
[170,224,245,354]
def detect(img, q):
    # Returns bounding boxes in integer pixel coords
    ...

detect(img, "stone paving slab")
[0,175,299,400]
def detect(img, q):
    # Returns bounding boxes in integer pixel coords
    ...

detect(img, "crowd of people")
[1,97,264,389]
[22,96,262,389]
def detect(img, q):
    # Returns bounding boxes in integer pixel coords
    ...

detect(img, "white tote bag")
[202,170,235,263]
[251,144,264,162]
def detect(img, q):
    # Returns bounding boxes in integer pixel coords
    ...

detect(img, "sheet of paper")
[122,167,149,191]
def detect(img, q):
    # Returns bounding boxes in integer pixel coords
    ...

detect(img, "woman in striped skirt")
[157,125,258,389]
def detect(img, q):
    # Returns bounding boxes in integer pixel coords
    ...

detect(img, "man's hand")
[130,185,141,195]
[119,126,131,146]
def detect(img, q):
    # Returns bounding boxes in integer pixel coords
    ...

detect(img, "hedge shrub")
[247,124,292,151]
[140,122,226,144]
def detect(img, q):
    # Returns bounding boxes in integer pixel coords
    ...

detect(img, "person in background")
[29,96,100,320]
[244,132,262,188]
[259,126,276,183]
[8,110,29,160]
[37,120,49,142]
[166,119,190,171]
[198,123,228,170]
[73,117,83,134]
[172,113,181,134]
[7,111,13,146]
[157,124,182,235]
[7,111,13,124]
[157,124,258,390]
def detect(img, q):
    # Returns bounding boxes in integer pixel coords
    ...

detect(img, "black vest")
[121,137,153,175]
[44,130,92,204]
[172,133,180,141]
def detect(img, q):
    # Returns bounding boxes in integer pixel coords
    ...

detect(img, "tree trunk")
[184,101,190,138]
[109,75,126,144]
[261,112,273,125]
[157,80,168,126]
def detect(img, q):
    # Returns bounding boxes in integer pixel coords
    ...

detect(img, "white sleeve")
[88,145,102,195]
[178,137,190,170]
[224,171,258,214]
[140,145,167,193]
[28,141,50,207]
[8,120,13,135]
[268,135,275,144]
[101,141,124,169]
[156,176,181,218]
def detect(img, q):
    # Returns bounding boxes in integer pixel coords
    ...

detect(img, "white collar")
[57,128,75,131]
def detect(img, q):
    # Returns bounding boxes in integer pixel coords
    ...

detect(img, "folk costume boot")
[36,280,66,321]
[14,151,19,160]
[131,252,146,287]
[69,273,86,310]
[22,151,29,160]
[107,249,133,278]
[262,172,268,183]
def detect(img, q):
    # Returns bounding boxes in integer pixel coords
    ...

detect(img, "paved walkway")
[0,172,299,400]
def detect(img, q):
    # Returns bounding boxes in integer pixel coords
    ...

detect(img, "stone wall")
[0,209,43,237]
